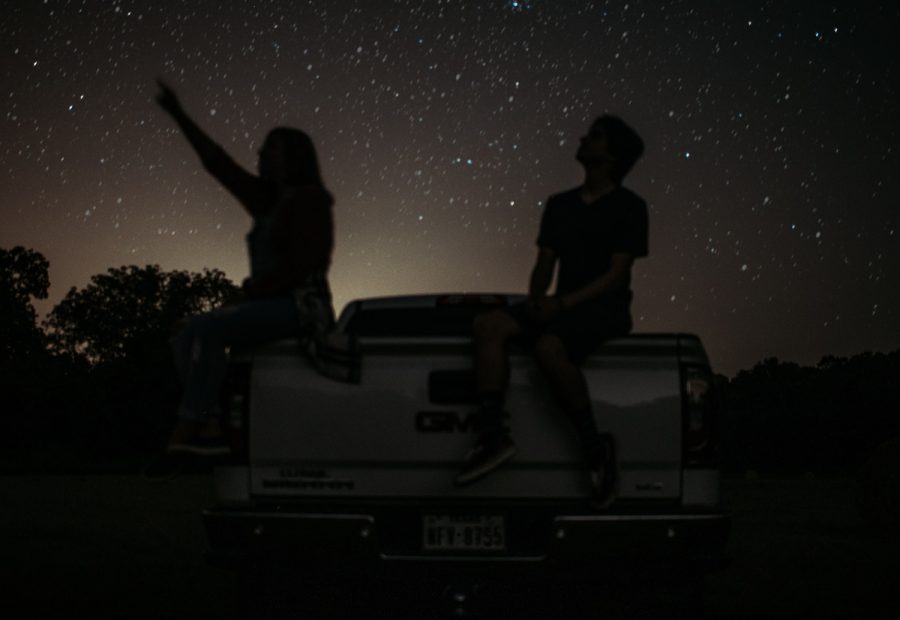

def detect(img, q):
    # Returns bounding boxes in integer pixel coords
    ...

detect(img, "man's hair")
[595,115,644,183]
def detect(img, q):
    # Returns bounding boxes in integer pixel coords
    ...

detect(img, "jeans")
[171,296,302,422]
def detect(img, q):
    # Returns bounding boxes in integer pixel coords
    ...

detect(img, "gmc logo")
[415,411,507,433]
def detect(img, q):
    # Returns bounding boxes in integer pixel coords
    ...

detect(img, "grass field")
[1,474,897,619]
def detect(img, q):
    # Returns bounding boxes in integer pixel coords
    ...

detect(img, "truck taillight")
[682,365,718,467]
[222,361,251,462]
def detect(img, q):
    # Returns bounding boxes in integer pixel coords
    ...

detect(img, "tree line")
[1,246,238,470]
[719,353,899,474]
[2,245,898,474]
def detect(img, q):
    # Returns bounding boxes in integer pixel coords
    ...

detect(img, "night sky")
[2,1,898,377]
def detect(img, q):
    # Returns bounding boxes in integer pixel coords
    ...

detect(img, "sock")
[568,406,605,458]
[478,390,506,438]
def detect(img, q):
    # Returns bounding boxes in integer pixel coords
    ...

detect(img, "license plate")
[423,514,505,551]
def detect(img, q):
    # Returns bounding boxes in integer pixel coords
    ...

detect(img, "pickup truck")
[203,294,729,616]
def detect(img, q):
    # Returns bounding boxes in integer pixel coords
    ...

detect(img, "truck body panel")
[247,337,685,502]
[206,294,728,577]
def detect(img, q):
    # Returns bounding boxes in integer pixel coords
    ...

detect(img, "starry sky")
[2,1,898,377]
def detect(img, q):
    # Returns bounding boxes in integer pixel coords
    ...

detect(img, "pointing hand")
[155,78,183,116]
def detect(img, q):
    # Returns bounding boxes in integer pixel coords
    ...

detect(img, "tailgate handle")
[428,370,479,405]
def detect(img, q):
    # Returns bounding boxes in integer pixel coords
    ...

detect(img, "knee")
[533,334,569,372]
[180,312,221,343]
[172,314,200,345]
[170,315,191,339]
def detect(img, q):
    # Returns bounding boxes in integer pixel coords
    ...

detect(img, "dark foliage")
[44,264,240,458]
[719,352,900,474]
[1,250,241,470]
[0,245,50,364]
[44,264,240,364]
[0,246,70,458]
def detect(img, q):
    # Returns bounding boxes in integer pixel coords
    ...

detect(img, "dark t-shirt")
[202,146,333,296]
[537,185,648,314]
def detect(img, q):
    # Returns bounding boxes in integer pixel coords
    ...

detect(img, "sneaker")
[587,434,617,510]
[166,417,230,456]
[167,434,230,456]
[454,433,517,487]
[142,450,194,481]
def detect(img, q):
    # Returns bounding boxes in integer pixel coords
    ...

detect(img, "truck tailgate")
[248,337,683,501]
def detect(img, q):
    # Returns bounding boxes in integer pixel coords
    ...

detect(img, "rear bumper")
[203,506,730,577]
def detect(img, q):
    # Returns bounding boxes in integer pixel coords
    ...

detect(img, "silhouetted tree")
[0,246,50,364]
[33,265,241,456]
[720,352,900,474]
[0,247,60,461]
[44,264,240,365]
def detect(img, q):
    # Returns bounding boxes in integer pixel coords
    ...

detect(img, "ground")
[1,475,897,619]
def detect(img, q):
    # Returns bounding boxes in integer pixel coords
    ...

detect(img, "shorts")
[504,299,632,362]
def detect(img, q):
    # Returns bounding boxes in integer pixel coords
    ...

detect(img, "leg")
[533,333,600,447]
[169,296,300,450]
[472,308,523,436]
[532,333,591,413]
[536,303,630,443]
[533,333,617,508]
[454,309,522,486]
[472,310,522,441]
[473,308,522,394]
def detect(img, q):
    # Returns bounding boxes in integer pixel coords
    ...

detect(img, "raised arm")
[155,79,262,214]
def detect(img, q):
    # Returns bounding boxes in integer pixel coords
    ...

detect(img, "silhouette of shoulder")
[546,186,645,209]
[546,186,583,206]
